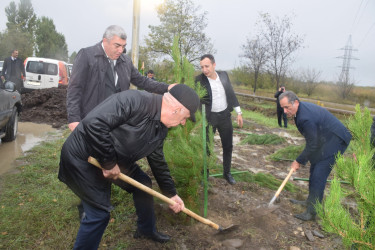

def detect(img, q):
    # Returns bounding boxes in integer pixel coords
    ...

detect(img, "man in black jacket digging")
[59,84,199,249]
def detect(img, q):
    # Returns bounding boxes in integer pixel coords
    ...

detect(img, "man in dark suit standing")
[1,49,26,92]
[279,91,352,221]
[196,54,243,185]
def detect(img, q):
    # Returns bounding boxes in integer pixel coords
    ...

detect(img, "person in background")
[279,91,351,221]
[195,54,243,185]
[274,85,288,128]
[147,70,155,79]
[66,25,176,224]
[1,49,26,92]
[59,84,200,248]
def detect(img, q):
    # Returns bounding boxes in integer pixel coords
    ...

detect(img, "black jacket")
[195,71,239,121]
[274,90,284,111]
[67,42,169,123]
[59,90,176,211]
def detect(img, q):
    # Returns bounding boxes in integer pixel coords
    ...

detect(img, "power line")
[350,0,370,35]
[358,21,375,48]
[351,0,365,34]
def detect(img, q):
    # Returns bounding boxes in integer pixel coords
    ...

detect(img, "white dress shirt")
[208,72,241,114]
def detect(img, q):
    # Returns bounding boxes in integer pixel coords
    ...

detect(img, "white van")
[24,57,69,91]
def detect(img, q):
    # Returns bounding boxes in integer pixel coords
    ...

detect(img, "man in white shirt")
[196,54,243,184]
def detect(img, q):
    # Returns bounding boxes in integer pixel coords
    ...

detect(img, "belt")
[211,108,229,115]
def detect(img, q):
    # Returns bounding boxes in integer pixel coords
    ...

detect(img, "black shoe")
[224,173,236,185]
[134,229,170,243]
[294,211,316,221]
[289,199,307,206]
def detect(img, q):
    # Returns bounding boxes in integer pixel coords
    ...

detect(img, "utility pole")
[131,0,140,69]
[337,35,358,82]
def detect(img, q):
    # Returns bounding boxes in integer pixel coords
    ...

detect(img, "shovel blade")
[216,224,239,234]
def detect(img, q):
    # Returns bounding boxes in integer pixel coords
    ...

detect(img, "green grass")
[0,130,79,249]
[240,133,286,145]
[268,145,305,162]
[234,172,298,192]
[0,129,138,249]
[239,110,299,134]
[243,109,279,128]
[207,166,298,193]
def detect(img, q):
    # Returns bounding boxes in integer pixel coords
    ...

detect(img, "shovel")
[88,156,237,233]
[268,168,294,206]
[252,168,295,216]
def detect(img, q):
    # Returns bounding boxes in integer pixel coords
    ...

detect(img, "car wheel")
[2,107,19,142]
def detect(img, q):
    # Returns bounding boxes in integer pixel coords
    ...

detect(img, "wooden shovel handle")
[88,156,220,230]
[274,168,294,198]
[268,167,294,206]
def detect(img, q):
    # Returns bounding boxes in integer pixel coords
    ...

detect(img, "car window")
[0,61,3,67]
[26,61,58,75]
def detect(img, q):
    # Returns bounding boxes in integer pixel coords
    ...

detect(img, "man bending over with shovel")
[279,91,351,221]
[59,84,199,249]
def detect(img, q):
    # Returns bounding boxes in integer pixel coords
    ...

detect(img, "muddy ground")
[20,87,68,128]
[19,88,343,249]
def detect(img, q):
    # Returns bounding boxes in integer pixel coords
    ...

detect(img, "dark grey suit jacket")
[1,56,25,81]
[67,42,169,123]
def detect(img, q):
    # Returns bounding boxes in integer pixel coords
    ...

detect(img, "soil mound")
[20,87,68,128]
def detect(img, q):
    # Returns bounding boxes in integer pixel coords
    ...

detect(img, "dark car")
[0,81,22,142]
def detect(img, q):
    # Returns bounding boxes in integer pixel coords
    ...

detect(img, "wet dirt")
[20,87,68,128]
[0,122,57,175]
[15,88,343,249]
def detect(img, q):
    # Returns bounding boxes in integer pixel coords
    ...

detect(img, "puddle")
[0,122,58,175]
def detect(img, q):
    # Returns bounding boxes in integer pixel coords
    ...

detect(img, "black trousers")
[76,163,156,235]
[207,108,233,173]
[277,108,288,128]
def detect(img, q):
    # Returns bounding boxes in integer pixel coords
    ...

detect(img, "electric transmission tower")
[337,35,358,82]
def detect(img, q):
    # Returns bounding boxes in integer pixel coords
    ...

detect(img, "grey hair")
[279,91,300,104]
[103,25,127,40]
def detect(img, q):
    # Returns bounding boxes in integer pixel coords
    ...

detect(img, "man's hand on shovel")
[169,195,185,213]
[102,164,121,180]
[291,160,300,172]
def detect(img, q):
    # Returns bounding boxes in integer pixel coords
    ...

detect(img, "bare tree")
[337,73,355,99]
[240,35,268,94]
[145,0,215,67]
[286,70,302,94]
[257,13,304,90]
[301,67,322,96]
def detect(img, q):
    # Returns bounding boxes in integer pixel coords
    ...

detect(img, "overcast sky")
[1,0,374,86]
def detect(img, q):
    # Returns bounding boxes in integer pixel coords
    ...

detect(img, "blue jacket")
[294,102,352,165]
